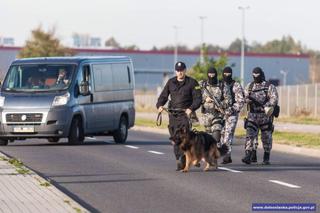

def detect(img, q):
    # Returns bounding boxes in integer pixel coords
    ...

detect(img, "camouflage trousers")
[221,114,239,155]
[245,112,273,153]
[202,113,224,143]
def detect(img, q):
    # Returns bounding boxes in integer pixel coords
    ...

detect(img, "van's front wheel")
[68,117,84,145]
[113,116,128,144]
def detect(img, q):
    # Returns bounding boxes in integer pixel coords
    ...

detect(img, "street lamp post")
[173,26,179,69]
[280,69,288,86]
[238,6,249,87]
[199,16,207,64]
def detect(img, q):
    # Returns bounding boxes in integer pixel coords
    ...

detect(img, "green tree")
[105,37,121,49]
[188,45,229,81]
[122,44,140,50]
[251,35,304,54]
[19,27,73,58]
[228,38,250,52]
[193,44,224,52]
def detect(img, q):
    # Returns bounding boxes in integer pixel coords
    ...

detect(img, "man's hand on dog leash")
[158,106,164,113]
[185,108,192,116]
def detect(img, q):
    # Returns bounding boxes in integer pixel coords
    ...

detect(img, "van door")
[91,63,114,131]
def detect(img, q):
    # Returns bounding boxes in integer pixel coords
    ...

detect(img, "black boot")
[221,155,232,164]
[262,152,270,165]
[251,150,257,163]
[242,150,252,164]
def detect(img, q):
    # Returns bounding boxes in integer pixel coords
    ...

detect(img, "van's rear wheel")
[113,116,128,144]
[0,139,8,146]
[48,138,60,143]
[68,117,84,145]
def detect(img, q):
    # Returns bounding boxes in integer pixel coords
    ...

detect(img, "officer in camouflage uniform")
[200,67,224,144]
[242,67,279,165]
[220,67,245,164]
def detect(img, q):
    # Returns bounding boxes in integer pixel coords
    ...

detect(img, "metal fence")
[135,83,320,118]
[278,83,320,117]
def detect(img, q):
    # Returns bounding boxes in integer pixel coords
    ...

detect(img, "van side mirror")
[79,81,90,96]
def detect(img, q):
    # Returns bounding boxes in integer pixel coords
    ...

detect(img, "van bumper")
[0,106,73,139]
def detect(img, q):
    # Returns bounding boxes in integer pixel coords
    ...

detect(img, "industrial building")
[0,46,309,89]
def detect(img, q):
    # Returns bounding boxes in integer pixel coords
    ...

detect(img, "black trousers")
[168,113,190,160]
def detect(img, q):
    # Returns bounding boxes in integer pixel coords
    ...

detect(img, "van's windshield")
[2,64,76,92]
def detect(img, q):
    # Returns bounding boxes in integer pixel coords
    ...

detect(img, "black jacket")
[156,76,202,111]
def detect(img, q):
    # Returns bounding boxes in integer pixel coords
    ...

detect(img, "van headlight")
[52,93,70,106]
[0,96,5,108]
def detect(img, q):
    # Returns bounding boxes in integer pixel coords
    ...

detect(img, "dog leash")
[156,111,163,126]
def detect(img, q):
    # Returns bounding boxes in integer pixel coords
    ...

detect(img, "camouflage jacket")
[221,81,245,114]
[244,81,279,113]
[199,80,223,114]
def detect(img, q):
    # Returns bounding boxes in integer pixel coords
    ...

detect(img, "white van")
[0,56,135,145]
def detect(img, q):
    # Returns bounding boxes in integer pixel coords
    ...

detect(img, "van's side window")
[92,64,113,91]
[112,64,130,90]
[83,65,90,82]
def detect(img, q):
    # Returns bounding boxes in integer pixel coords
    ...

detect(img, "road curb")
[131,126,320,159]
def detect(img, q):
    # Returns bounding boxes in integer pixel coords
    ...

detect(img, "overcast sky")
[1,0,319,50]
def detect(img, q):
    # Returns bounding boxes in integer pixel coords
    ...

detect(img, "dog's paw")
[181,169,188,173]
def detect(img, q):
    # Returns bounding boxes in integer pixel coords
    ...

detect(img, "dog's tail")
[218,144,228,156]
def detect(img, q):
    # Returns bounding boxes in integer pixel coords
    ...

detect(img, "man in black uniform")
[156,61,202,171]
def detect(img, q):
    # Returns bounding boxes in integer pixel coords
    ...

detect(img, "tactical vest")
[248,81,280,117]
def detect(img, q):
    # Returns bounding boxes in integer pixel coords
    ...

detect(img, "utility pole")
[173,25,179,70]
[199,16,207,64]
[238,6,250,87]
[280,69,288,86]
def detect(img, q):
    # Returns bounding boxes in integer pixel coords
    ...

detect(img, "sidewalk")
[0,152,88,213]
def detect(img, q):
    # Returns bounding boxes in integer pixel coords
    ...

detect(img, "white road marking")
[125,145,139,149]
[148,151,164,155]
[269,180,301,188]
[218,167,243,173]
[86,137,96,140]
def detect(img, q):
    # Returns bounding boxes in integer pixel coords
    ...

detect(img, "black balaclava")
[223,66,233,84]
[207,67,218,85]
[252,67,265,83]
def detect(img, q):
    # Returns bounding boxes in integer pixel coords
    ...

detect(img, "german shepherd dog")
[172,127,228,172]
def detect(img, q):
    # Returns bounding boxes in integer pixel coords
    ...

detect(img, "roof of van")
[11,56,131,64]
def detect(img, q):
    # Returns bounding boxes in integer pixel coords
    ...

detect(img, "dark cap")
[175,61,186,71]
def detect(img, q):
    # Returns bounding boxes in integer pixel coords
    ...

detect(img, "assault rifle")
[202,86,225,114]
[248,95,275,117]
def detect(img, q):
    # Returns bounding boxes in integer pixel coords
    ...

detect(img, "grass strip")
[136,118,320,149]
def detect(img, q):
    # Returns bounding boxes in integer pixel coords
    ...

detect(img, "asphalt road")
[0,130,319,213]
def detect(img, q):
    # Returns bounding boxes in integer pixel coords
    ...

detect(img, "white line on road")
[269,180,301,188]
[148,151,164,155]
[125,145,139,149]
[85,137,96,140]
[218,167,243,173]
